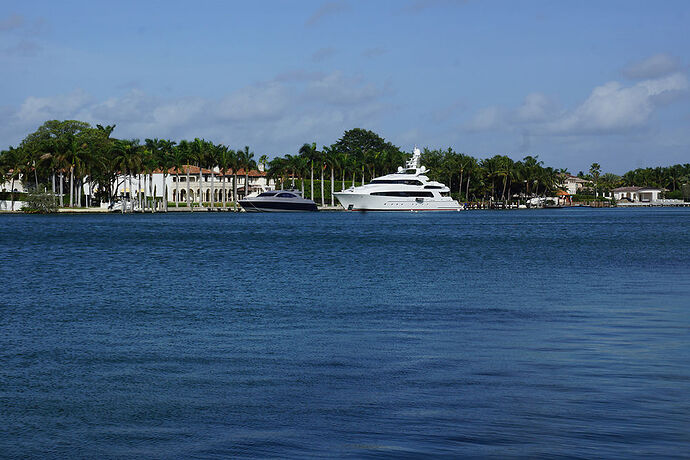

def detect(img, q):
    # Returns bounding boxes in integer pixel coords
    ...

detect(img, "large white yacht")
[333,147,462,211]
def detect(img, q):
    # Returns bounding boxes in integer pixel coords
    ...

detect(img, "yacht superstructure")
[333,147,462,211]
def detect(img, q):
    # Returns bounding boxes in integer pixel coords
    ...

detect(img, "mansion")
[110,165,275,206]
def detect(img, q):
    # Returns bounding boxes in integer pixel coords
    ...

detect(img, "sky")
[1,0,689,173]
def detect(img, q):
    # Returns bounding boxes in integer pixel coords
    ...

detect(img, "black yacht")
[239,190,318,212]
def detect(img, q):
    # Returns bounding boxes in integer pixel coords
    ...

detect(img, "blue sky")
[1,0,688,173]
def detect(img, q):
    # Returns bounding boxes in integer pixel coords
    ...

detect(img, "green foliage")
[22,190,58,213]
[3,120,690,211]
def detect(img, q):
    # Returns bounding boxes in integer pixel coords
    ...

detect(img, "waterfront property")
[561,174,590,195]
[613,186,664,203]
[106,165,276,208]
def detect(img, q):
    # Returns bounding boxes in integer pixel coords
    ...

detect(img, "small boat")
[239,190,318,212]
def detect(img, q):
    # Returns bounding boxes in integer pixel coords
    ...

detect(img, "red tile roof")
[151,165,266,177]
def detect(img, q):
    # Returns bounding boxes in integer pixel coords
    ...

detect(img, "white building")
[109,165,275,206]
[561,174,590,195]
[0,170,26,193]
[612,186,664,203]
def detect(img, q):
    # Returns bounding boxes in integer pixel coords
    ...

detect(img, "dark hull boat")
[239,190,318,212]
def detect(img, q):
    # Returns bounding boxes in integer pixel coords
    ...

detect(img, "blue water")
[1,208,689,458]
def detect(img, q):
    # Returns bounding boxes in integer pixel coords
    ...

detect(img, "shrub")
[665,190,683,200]
[22,191,58,213]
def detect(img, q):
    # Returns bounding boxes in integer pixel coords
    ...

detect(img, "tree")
[238,146,255,198]
[177,140,193,208]
[323,146,339,206]
[19,120,92,207]
[190,138,208,208]
[217,145,233,209]
[589,163,601,197]
[331,128,402,185]
[267,156,288,190]
[2,147,24,211]
[299,142,318,199]
[258,154,268,172]
[158,139,177,212]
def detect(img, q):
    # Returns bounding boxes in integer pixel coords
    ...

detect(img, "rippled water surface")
[1,208,689,458]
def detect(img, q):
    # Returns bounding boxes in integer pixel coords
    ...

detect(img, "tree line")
[0,120,265,211]
[2,121,689,211]
[269,128,690,204]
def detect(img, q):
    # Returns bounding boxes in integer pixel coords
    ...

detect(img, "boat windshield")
[258,192,277,197]
[276,192,296,198]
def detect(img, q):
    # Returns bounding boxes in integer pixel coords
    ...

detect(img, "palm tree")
[589,163,601,197]
[158,139,176,212]
[267,156,287,190]
[190,138,208,208]
[299,142,318,199]
[238,146,255,198]
[228,147,241,210]
[217,145,233,209]
[206,143,221,209]
[258,154,268,172]
[113,139,142,212]
[171,143,186,207]
[318,147,326,206]
[323,146,339,206]
[3,147,24,211]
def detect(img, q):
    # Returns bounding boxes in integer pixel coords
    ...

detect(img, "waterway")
[1,208,689,458]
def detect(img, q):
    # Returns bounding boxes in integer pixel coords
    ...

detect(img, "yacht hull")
[239,199,318,212]
[334,193,462,211]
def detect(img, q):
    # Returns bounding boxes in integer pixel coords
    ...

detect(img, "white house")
[561,174,590,195]
[0,170,26,193]
[612,186,664,203]
[108,165,275,206]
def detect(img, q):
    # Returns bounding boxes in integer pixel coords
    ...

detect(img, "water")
[1,208,689,458]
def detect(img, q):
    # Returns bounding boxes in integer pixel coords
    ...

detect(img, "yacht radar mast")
[406,146,422,170]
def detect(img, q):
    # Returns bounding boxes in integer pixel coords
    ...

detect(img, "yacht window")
[369,179,424,186]
[258,192,277,197]
[424,185,442,189]
[371,191,433,197]
[276,192,295,198]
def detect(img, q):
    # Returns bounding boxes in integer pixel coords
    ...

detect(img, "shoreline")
[2,203,690,214]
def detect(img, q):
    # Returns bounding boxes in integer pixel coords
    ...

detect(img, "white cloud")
[465,106,503,132]
[304,71,385,106]
[217,82,291,121]
[622,53,681,80]
[548,73,688,134]
[463,73,688,136]
[515,93,557,123]
[16,89,93,124]
[1,71,389,154]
